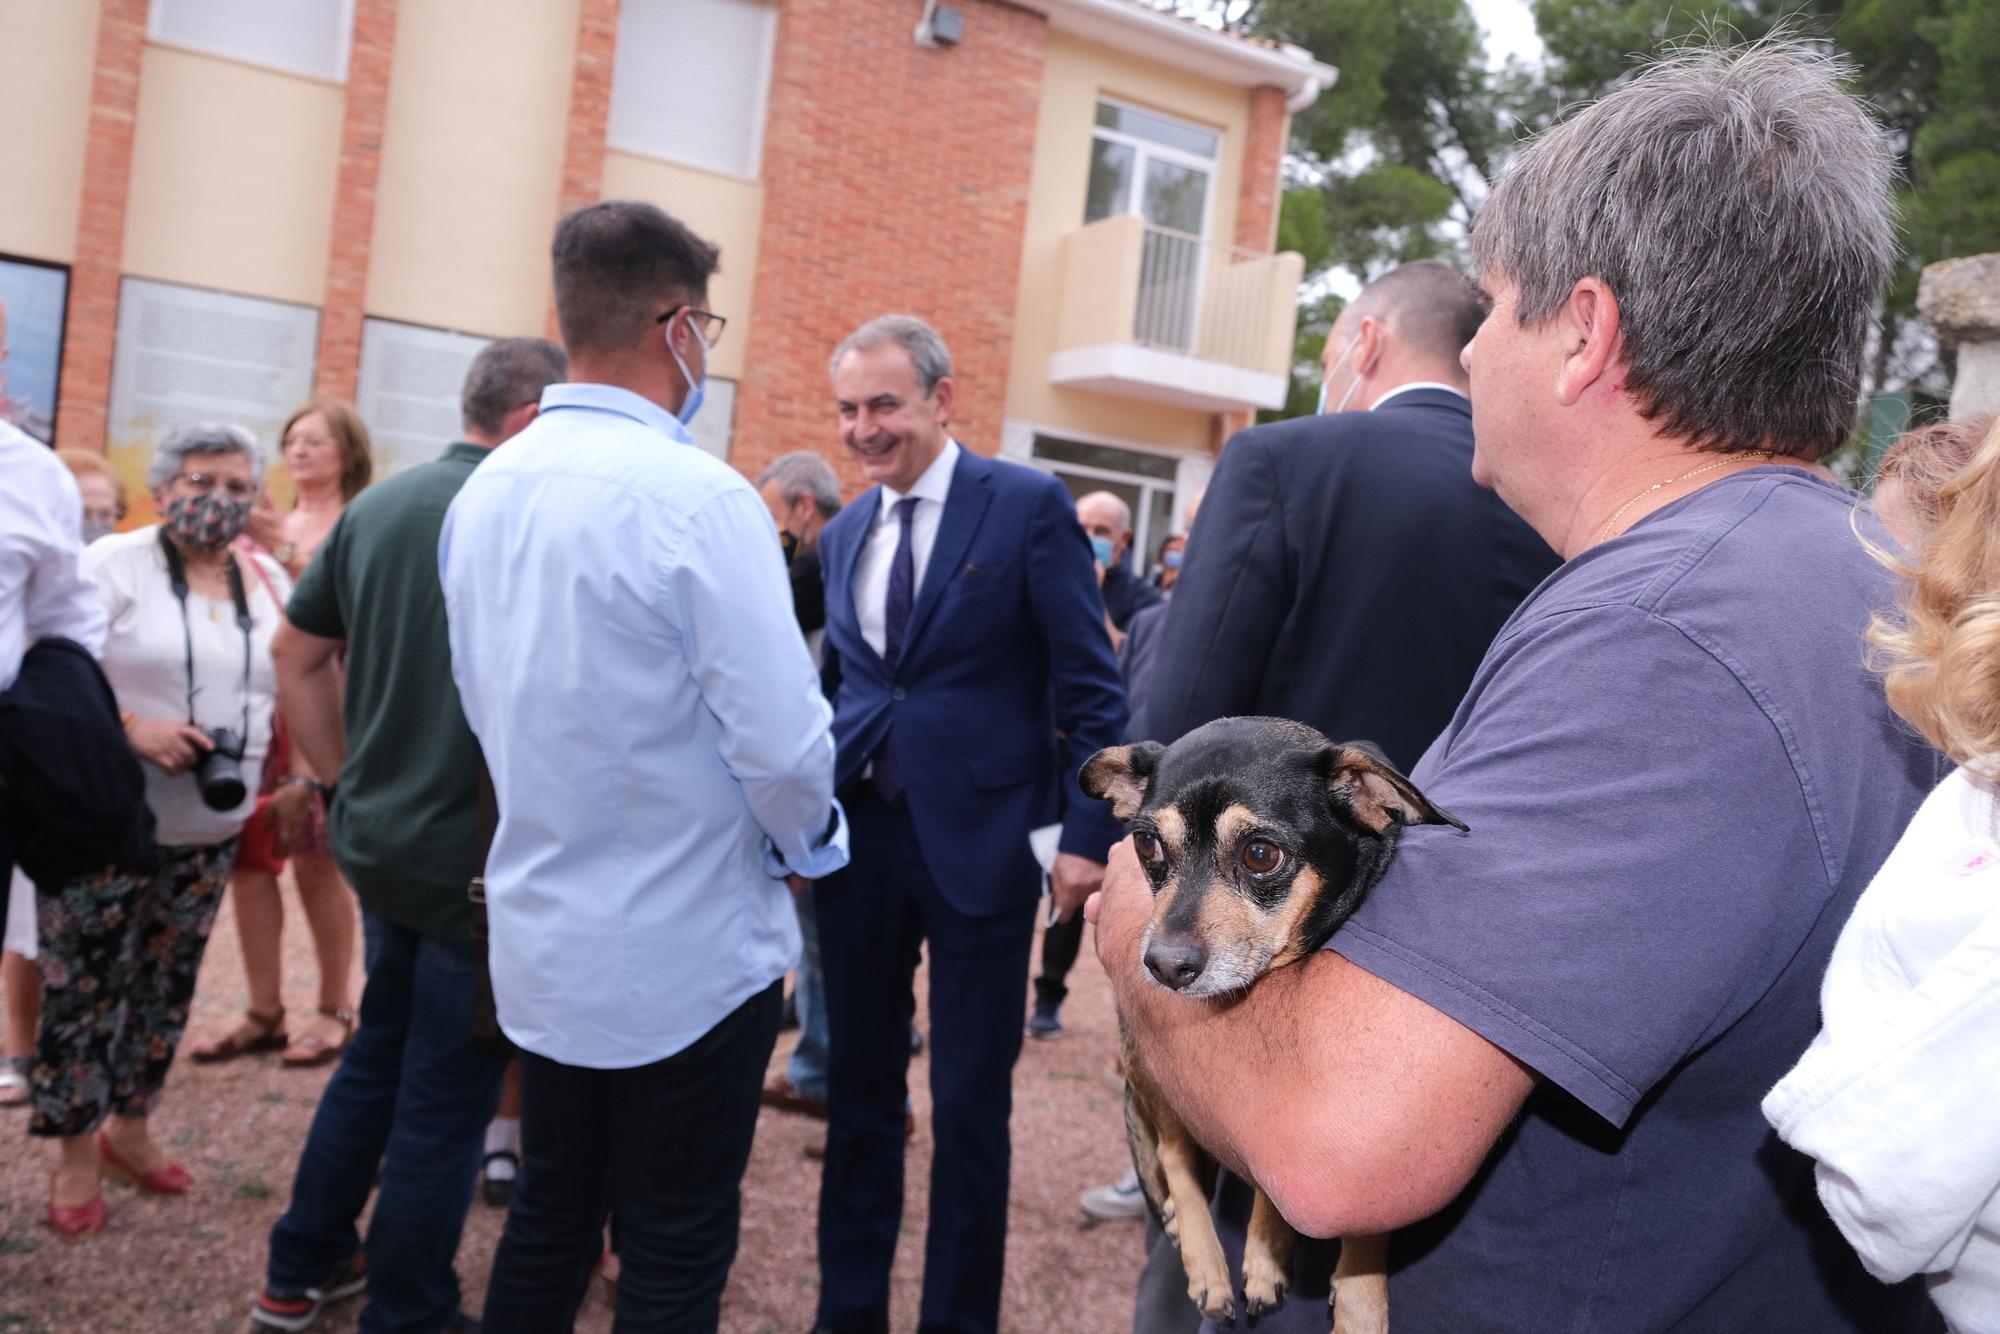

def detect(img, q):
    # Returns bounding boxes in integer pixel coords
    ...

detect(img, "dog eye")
[1240,841,1284,875]
[1133,831,1165,866]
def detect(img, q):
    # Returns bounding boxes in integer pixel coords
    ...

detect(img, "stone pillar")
[1918,252,2000,419]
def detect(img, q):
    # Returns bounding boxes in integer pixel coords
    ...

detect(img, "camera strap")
[157,527,252,744]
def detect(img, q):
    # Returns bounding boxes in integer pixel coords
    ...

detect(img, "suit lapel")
[836,487,886,666]
[901,449,993,663]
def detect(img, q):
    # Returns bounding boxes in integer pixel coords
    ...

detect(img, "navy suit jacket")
[819,447,1129,916]
[1144,388,1560,769]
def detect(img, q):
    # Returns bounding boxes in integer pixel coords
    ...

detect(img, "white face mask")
[1316,329,1365,415]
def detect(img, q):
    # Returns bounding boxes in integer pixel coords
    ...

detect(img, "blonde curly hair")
[1870,416,2000,777]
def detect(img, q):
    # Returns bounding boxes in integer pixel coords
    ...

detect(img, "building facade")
[0,0,1327,554]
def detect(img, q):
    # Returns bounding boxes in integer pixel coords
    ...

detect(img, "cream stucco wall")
[0,2,100,263]
[364,0,579,338]
[122,44,343,307]
[1004,30,1252,456]
[599,151,763,382]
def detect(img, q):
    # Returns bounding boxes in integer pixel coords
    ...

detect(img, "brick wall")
[731,0,1048,491]
[312,0,398,402]
[1234,85,1287,254]
[54,0,147,454]
[548,0,621,340]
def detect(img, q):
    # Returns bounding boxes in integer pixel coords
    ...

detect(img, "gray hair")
[148,422,264,491]
[1469,38,1898,459]
[828,315,953,397]
[757,450,842,520]
[1350,260,1486,366]
[462,337,568,438]
[1077,490,1133,533]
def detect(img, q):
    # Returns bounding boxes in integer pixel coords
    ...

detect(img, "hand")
[269,782,313,849]
[244,494,284,551]
[127,719,213,775]
[785,873,811,897]
[1049,851,1106,924]
[1094,558,1108,588]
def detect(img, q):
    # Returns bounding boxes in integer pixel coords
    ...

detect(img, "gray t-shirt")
[1205,468,1949,1332]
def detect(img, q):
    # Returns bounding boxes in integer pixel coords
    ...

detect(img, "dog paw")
[1243,1271,1286,1319]
[1187,1280,1236,1324]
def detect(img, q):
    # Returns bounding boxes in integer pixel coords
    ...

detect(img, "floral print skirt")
[30,840,236,1138]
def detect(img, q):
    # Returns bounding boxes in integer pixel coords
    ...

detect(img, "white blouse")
[1765,766,2000,1334]
[82,527,289,848]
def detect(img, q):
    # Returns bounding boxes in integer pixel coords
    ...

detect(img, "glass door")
[1085,101,1218,353]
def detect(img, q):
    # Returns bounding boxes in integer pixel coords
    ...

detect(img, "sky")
[1467,0,1544,68]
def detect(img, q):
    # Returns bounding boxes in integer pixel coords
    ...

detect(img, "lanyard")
[156,528,252,742]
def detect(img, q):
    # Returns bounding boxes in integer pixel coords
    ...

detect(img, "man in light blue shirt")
[439,200,846,1332]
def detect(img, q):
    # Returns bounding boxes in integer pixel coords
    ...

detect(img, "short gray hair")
[757,450,842,520]
[1350,261,1486,366]
[1077,490,1132,533]
[1469,38,1897,460]
[148,422,263,491]
[828,315,953,397]
[462,337,568,437]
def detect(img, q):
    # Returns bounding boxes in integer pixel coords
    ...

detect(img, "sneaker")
[250,1254,368,1332]
[1025,999,1063,1040]
[1079,1168,1146,1221]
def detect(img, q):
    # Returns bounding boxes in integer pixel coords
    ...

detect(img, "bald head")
[1320,260,1481,413]
[1077,490,1133,565]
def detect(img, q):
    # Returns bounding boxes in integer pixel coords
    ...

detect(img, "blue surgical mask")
[1162,550,1183,569]
[1090,536,1116,568]
[666,314,709,427]
[1316,329,1364,415]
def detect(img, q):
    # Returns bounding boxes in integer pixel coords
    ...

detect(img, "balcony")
[1049,213,1303,413]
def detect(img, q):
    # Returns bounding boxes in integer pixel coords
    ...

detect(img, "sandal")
[0,1056,30,1106]
[282,1006,356,1068]
[188,1008,287,1064]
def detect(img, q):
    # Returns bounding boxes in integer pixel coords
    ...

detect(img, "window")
[1032,434,1185,577]
[1085,100,1220,352]
[608,0,777,179]
[148,0,354,82]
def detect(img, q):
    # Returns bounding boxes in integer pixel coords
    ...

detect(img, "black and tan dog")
[1081,716,1464,1333]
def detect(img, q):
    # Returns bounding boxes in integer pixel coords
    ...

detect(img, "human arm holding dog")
[1027,478,1131,919]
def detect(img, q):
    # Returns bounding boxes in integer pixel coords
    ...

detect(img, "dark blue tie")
[873,497,919,802]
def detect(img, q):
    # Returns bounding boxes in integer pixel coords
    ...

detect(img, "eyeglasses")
[656,306,727,348]
[177,471,256,499]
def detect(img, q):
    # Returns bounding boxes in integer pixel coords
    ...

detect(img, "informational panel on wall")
[355,318,493,479]
[0,254,71,444]
[688,376,736,464]
[107,277,320,522]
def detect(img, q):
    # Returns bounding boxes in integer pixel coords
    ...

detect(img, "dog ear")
[1080,742,1164,822]
[1323,742,1468,836]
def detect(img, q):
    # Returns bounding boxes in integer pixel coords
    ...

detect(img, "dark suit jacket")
[1144,388,1560,769]
[1101,563,1162,632]
[819,447,1129,915]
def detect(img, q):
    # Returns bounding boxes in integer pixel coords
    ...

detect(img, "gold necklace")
[1594,451,1774,545]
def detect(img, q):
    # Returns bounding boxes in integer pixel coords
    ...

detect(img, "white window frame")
[1087,97,1220,244]
[147,0,356,83]
[605,0,779,182]
[1001,418,1210,572]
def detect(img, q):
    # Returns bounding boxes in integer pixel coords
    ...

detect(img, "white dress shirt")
[0,421,105,689]
[852,438,960,658]
[1766,767,2000,1333]
[83,528,287,846]
[1370,381,1469,410]
[440,382,848,1069]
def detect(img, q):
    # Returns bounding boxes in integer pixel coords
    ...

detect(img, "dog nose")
[1144,936,1209,990]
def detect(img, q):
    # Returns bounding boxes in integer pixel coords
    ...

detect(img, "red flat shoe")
[97,1132,193,1195]
[47,1177,108,1241]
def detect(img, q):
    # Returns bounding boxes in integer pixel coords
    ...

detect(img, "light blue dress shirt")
[439,382,847,1069]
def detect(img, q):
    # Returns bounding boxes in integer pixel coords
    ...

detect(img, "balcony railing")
[1051,213,1302,413]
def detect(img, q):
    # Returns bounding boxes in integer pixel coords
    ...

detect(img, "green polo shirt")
[287,441,490,943]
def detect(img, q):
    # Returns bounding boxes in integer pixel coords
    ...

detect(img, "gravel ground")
[0,880,1150,1332]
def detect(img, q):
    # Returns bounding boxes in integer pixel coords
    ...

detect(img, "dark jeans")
[267,910,508,1334]
[814,789,1038,1334]
[482,979,783,1334]
[1032,910,1086,1009]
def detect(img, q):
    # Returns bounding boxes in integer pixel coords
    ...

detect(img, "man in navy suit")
[809,315,1128,1333]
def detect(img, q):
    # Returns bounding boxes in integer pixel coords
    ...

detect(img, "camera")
[193,727,248,811]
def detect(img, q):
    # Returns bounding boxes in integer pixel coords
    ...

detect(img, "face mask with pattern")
[163,491,252,552]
